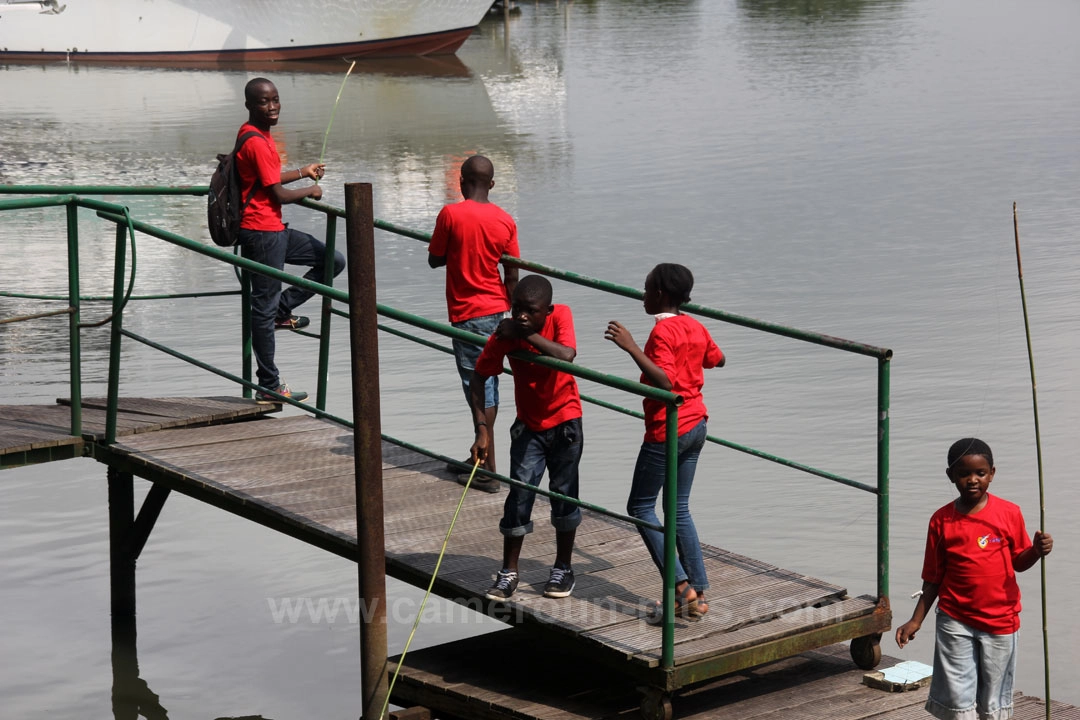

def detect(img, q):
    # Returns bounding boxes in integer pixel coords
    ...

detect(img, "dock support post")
[108,467,136,619]
[345,182,389,719]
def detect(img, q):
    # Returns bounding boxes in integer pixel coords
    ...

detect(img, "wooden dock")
[389,635,1079,720]
[89,407,888,698]
[0,396,277,468]
[4,397,1076,718]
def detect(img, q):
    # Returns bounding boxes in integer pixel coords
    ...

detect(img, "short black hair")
[515,274,552,306]
[650,263,694,306]
[244,77,274,104]
[461,155,494,183]
[948,437,994,469]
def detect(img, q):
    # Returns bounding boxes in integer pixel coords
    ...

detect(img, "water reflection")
[111,619,170,720]
[733,0,911,92]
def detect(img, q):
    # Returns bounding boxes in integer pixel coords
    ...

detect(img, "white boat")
[0,0,493,63]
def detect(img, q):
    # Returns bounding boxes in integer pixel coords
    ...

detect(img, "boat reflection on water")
[0,53,503,209]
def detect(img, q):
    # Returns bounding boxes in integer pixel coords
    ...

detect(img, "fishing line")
[315,60,357,185]
[379,457,482,719]
[1012,203,1051,720]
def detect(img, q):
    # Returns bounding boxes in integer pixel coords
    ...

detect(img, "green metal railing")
[0,185,892,673]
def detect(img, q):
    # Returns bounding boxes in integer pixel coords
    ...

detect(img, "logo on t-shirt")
[977,534,1002,549]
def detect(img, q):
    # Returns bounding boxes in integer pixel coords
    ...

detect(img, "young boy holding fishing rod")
[468,275,583,601]
[236,77,345,403]
[896,438,1053,720]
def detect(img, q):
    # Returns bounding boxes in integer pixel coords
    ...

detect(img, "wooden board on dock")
[101,413,889,685]
[0,396,276,468]
[389,633,1080,720]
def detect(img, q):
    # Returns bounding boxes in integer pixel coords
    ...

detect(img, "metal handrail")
[0,185,892,670]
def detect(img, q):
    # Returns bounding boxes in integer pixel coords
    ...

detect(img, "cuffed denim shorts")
[452,312,506,408]
[499,417,583,537]
[925,610,1017,720]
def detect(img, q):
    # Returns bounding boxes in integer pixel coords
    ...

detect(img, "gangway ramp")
[94,412,890,697]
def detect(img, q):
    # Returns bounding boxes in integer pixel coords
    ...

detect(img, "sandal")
[644,584,703,625]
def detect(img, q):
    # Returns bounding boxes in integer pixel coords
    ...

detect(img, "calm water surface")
[2,1,1079,717]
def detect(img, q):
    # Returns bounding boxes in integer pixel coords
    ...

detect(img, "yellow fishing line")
[379,457,482,719]
[315,60,357,184]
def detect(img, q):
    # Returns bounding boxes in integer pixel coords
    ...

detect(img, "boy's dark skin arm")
[469,370,494,463]
[268,176,323,205]
[895,581,940,648]
[497,316,575,362]
[1014,530,1053,572]
[604,322,672,390]
[503,264,518,303]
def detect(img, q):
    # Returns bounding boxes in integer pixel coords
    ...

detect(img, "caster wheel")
[851,633,883,670]
[639,687,673,720]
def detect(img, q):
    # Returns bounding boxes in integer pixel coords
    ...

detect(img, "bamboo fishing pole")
[1013,202,1050,720]
[315,60,357,185]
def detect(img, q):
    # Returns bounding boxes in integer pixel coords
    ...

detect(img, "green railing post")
[661,403,680,670]
[316,213,338,410]
[240,268,253,399]
[105,222,128,444]
[65,202,82,437]
[877,356,891,601]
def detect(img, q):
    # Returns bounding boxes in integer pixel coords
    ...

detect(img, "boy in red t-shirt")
[468,275,582,601]
[234,77,345,404]
[429,155,519,490]
[896,438,1052,720]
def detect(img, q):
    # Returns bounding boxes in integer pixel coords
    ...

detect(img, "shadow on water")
[111,616,272,720]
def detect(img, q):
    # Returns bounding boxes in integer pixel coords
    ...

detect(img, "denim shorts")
[926,610,1017,720]
[452,312,506,408]
[499,417,583,537]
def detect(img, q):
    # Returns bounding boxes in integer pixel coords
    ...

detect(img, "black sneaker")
[485,569,518,601]
[543,565,575,598]
[275,315,310,330]
[456,473,502,493]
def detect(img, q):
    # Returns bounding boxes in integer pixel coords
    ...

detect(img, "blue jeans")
[452,312,505,408]
[626,419,709,591]
[238,227,345,389]
[926,610,1017,720]
[500,417,583,537]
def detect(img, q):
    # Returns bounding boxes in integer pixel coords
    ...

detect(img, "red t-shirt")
[641,314,724,442]
[474,304,581,432]
[921,493,1033,634]
[235,124,285,232]
[429,199,519,323]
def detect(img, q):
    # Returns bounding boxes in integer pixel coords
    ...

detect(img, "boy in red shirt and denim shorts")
[896,438,1053,720]
[468,275,583,601]
[429,155,519,489]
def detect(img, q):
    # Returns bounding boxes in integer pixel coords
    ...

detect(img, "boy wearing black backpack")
[235,77,345,403]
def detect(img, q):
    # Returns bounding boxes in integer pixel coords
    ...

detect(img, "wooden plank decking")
[0,396,277,468]
[97,412,887,685]
[389,634,1080,720]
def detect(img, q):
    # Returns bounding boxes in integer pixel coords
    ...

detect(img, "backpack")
[207,130,262,247]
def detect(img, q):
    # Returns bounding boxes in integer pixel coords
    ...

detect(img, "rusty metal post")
[345,183,389,719]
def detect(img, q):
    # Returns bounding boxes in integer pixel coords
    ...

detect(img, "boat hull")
[0,0,490,62]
